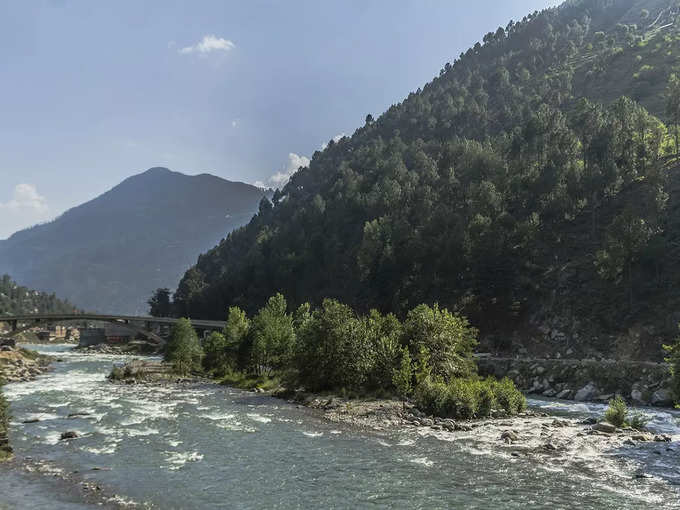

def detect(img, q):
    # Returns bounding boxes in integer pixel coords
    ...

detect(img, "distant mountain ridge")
[0,168,269,314]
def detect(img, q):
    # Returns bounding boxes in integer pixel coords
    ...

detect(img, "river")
[1,344,679,509]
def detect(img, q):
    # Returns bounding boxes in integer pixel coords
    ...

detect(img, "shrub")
[628,412,649,431]
[492,377,527,415]
[475,379,497,417]
[447,379,479,419]
[413,378,449,416]
[392,347,413,397]
[413,376,525,420]
[402,304,478,381]
[165,318,204,375]
[604,396,627,427]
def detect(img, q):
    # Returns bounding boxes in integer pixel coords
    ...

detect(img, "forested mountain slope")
[0,275,75,316]
[0,168,269,314]
[172,0,680,360]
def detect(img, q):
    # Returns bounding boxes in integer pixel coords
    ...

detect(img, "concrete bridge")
[0,314,226,344]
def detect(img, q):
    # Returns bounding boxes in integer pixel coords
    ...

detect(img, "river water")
[1,344,680,509]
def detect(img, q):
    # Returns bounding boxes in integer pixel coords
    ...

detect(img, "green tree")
[392,347,413,397]
[364,310,402,389]
[667,74,680,157]
[202,331,228,373]
[165,318,203,375]
[402,304,478,381]
[295,299,375,391]
[173,268,207,317]
[596,209,654,309]
[223,306,251,369]
[249,294,295,376]
[663,327,680,406]
[148,288,173,317]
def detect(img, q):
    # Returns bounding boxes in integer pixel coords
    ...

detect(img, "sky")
[0,0,562,239]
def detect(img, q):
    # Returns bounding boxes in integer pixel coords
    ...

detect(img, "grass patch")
[219,369,282,392]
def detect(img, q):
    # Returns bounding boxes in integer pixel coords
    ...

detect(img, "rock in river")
[500,430,519,443]
[574,382,599,402]
[592,422,616,434]
[650,389,673,407]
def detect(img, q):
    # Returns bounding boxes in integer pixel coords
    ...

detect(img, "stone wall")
[477,357,674,407]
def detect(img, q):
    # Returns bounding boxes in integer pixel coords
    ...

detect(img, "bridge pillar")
[10,320,17,332]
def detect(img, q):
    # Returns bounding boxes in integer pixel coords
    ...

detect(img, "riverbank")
[75,341,161,356]
[0,346,52,383]
[294,393,673,469]
[0,386,10,462]
[1,345,54,464]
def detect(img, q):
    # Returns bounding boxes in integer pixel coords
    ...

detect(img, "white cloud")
[321,133,346,150]
[255,153,310,189]
[0,184,48,213]
[0,184,51,238]
[179,35,235,56]
[231,119,238,128]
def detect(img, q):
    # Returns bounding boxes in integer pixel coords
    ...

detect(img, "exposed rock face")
[478,358,673,407]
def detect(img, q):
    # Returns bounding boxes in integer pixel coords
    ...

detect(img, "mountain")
[169,0,680,361]
[0,274,75,316]
[0,168,269,314]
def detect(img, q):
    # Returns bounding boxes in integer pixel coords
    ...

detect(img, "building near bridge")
[78,325,133,347]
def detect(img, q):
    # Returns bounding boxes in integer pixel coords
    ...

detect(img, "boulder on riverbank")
[0,346,51,383]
